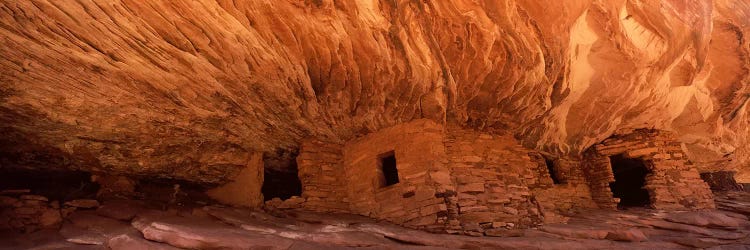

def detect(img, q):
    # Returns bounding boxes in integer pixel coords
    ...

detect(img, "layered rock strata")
[1,1,749,183]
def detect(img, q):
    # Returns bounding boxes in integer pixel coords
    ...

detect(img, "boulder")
[39,209,62,228]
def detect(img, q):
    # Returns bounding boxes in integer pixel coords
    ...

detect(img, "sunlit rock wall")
[1,0,749,182]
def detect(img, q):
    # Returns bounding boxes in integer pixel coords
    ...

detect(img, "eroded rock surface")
[1,1,749,181]
[2,193,750,249]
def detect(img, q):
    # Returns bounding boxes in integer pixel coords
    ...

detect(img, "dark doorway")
[544,157,562,184]
[261,150,302,201]
[0,168,99,201]
[380,151,399,187]
[609,154,651,208]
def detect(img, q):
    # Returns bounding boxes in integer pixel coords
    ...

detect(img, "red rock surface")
[0,1,749,182]
[2,192,750,249]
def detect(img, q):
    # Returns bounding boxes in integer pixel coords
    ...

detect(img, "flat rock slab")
[60,211,137,245]
[605,229,648,242]
[539,224,611,240]
[664,211,743,229]
[484,228,525,237]
[638,218,747,240]
[107,233,181,250]
[133,210,296,249]
[204,206,395,247]
[8,196,750,250]
[0,229,106,250]
[20,195,48,201]
[66,211,133,232]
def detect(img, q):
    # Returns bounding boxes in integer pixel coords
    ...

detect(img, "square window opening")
[379,151,399,187]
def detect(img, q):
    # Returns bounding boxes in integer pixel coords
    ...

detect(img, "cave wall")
[296,139,350,212]
[584,129,715,210]
[1,1,750,183]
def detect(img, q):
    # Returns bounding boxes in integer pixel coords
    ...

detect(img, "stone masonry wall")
[293,120,602,234]
[296,139,350,212]
[444,128,541,232]
[0,193,62,233]
[581,154,619,209]
[584,129,715,210]
[530,158,598,222]
[341,119,451,231]
[290,125,715,235]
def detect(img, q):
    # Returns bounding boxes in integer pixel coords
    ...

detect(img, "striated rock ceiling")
[1,0,749,183]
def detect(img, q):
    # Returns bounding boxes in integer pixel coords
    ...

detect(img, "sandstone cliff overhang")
[1,0,749,183]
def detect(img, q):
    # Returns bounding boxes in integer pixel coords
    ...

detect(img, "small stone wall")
[296,139,350,212]
[530,158,598,222]
[341,120,450,231]
[206,152,264,208]
[0,191,102,233]
[444,127,597,233]
[581,154,620,210]
[291,120,600,234]
[444,128,544,231]
[0,193,62,233]
[584,129,715,210]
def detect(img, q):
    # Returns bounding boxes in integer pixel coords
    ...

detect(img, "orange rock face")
[0,1,749,182]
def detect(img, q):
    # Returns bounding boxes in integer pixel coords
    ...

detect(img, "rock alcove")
[2,0,750,248]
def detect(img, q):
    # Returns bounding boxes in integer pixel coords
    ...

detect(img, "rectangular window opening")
[380,151,399,187]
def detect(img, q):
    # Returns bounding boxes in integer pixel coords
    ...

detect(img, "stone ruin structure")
[583,129,715,210]
[228,120,716,235]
